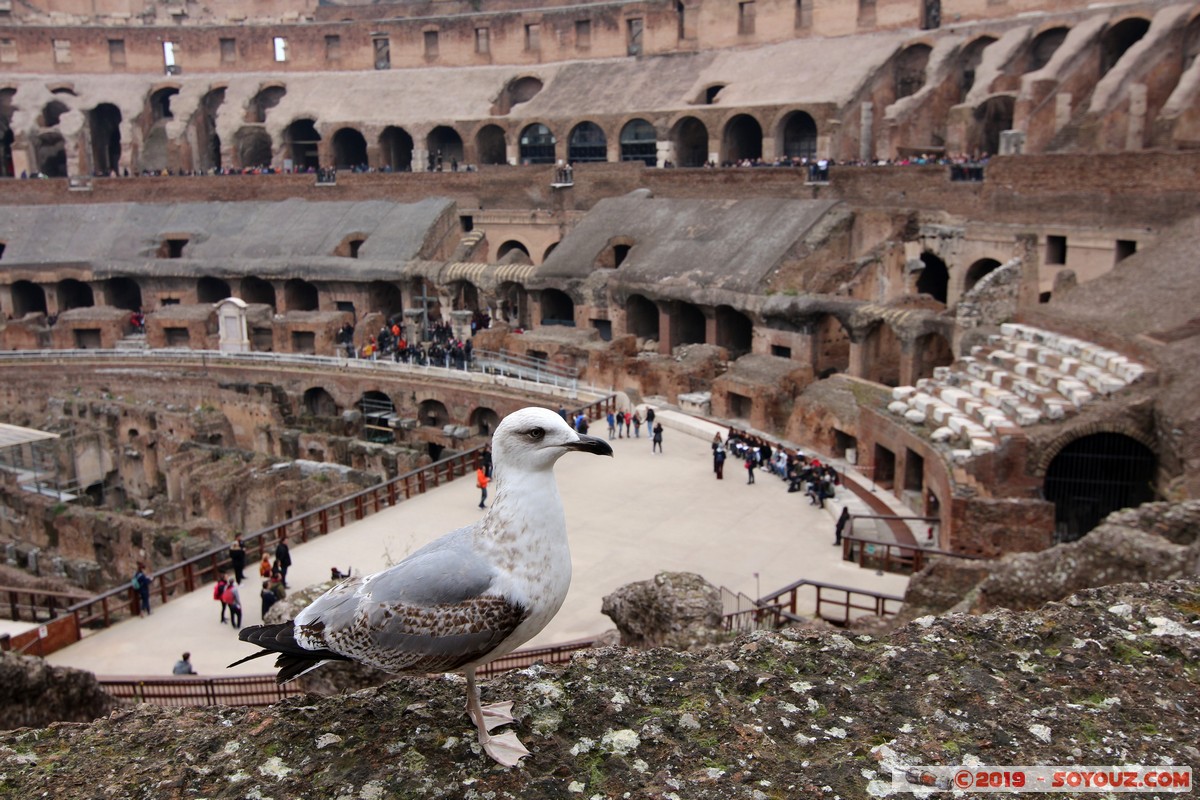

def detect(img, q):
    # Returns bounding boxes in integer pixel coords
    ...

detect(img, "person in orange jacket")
[476,466,489,509]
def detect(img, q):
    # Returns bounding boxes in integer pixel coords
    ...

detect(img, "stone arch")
[57,279,94,311]
[284,278,319,311]
[331,127,368,169]
[449,280,480,312]
[475,124,507,165]
[426,126,464,168]
[715,305,752,357]
[303,387,338,417]
[360,390,397,442]
[814,313,851,377]
[148,86,179,122]
[543,242,559,261]
[778,111,818,160]
[972,95,1014,157]
[284,119,321,170]
[41,99,70,127]
[1099,17,1150,77]
[469,406,501,437]
[1042,430,1157,542]
[672,301,706,347]
[540,289,575,325]
[670,116,708,167]
[722,114,763,163]
[34,131,68,177]
[104,277,143,311]
[497,240,531,263]
[567,121,607,163]
[194,88,225,172]
[594,235,636,270]
[625,294,659,340]
[494,76,543,116]
[234,127,272,169]
[417,398,450,428]
[88,102,122,175]
[12,280,48,318]
[368,281,403,320]
[518,123,556,165]
[912,331,954,381]
[240,276,276,309]
[1026,27,1069,73]
[247,84,286,124]
[958,36,997,96]
[963,258,1003,294]
[197,276,231,303]
[380,126,414,171]
[861,322,903,387]
[894,43,933,99]
[915,252,949,304]
[620,118,657,165]
[497,281,529,328]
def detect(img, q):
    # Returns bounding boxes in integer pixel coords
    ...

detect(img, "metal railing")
[99,674,300,707]
[472,348,580,391]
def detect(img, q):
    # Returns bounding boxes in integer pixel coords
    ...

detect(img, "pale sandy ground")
[46,412,910,678]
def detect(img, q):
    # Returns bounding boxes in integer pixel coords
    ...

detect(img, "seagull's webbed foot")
[481,731,531,767]
[479,700,516,733]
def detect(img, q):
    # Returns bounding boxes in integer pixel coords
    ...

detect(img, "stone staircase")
[115,333,148,351]
[887,323,1146,462]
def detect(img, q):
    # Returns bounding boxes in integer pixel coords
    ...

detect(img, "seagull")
[229,406,613,766]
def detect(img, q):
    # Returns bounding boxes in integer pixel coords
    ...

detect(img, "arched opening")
[88,103,122,175]
[240,276,276,309]
[1185,15,1200,72]
[469,406,501,437]
[958,37,997,97]
[41,100,69,127]
[359,390,397,443]
[670,116,708,167]
[449,281,480,312]
[722,114,763,164]
[543,242,559,261]
[1043,433,1156,543]
[379,126,413,171]
[35,131,68,177]
[1027,27,1069,73]
[780,111,818,160]
[814,314,851,377]
[195,88,225,172]
[672,302,706,347]
[303,387,338,417]
[284,119,320,171]
[1099,18,1150,77]
[895,44,932,99]
[367,281,403,320]
[475,124,507,166]
[625,294,659,340]
[973,96,1014,157]
[963,258,1002,294]
[149,87,178,122]
[518,123,556,165]
[715,305,753,357]
[568,121,607,163]
[594,236,635,269]
[197,276,232,303]
[916,252,949,304]
[247,85,286,124]
[540,289,575,325]
[862,323,902,387]
[426,126,464,169]
[1,89,15,177]
[332,127,368,169]
[620,118,656,166]
[497,281,529,328]
[284,278,319,311]
[497,240,531,264]
[912,332,954,381]
[234,127,273,169]
[417,399,449,428]
[12,280,48,318]
[104,277,142,311]
[493,76,543,115]
[57,279,94,310]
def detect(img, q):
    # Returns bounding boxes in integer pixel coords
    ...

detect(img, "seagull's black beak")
[565,433,614,457]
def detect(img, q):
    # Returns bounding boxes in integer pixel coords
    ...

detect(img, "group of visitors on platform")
[714,429,841,505]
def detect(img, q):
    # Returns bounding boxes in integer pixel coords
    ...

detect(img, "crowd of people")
[717,429,841,507]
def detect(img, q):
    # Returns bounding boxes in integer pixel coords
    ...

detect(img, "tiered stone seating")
[887,323,1145,461]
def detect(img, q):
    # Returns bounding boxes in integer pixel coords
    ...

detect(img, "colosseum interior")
[0,0,1198,597]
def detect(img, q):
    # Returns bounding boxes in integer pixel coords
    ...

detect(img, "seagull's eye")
[527,427,545,441]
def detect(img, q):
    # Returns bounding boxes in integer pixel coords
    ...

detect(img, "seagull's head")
[492,407,613,473]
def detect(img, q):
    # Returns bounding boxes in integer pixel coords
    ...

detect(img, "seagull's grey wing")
[295,526,529,672]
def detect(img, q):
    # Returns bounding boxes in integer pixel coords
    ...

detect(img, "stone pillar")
[506,141,519,166]
[658,305,673,355]
[898,339,918,387]
[449,309,473,341]
[847,337,870,380]
[1126,83,1147,151]
[215,298,250,353]
[657,139,671,168]
[704,312,717,348]
[1054,93,1072,135]
[859,102,874,163]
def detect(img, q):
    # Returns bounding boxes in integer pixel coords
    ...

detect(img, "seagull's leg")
[465,668,529,768]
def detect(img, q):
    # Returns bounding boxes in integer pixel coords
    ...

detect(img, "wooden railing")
[843,513,981,575]
[1,585,91,624]
[476,638,598,678]
[99,674,301,707]
[754,578,906,627]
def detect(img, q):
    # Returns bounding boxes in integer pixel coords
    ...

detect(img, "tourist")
[835,507,851,546]
[645,407,656,432]
[481,444,492,478]
[624,411,632,438]
[632,411,642,438]
[714,447,726,480]
[172,652,197,675]
[476,465,489,509]
[606,411,616,440]
[222,579,242,628]
[711,432,724,475]
[132,562,152,616]
[258,553,272,579]
[214,574,229,623]
[260,580,279,620]
[274,534,292,588]
[652,423,664,454]
[228,534,246,584]
[745,453,756,484]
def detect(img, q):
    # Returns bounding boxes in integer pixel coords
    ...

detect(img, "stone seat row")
[886,324,1146,461]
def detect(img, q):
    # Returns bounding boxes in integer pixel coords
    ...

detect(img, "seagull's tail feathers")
[229,620,351,684]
